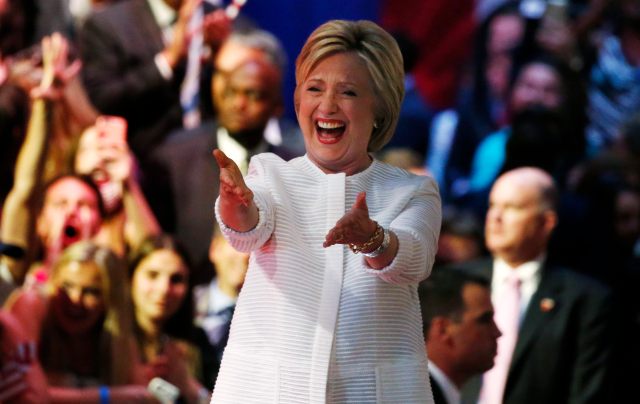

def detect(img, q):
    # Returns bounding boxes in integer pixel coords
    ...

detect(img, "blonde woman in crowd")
[5,241,155,402]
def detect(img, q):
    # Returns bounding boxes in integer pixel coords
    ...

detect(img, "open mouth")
[316,119,345,144]
[64,224,78,238]
[62,224,81,247]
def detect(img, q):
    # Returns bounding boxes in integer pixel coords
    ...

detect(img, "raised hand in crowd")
[139,342,204,404]
[162,0,205,69]
[7,33,97,126]
[75,116,161,255]
[202,8,232,56]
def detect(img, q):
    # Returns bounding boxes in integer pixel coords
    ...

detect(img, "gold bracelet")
[363,227,390,258]
[349,222,383,254]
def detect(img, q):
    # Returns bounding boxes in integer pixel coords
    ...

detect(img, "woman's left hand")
[324,192,377,248]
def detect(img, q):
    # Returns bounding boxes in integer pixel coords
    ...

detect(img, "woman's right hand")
[213,149,253,207]
[212,149,259,232]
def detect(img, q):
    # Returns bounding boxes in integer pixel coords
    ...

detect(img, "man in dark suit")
[78,0,226,159]
[419,269,500,404]
[146,29,304,283]
[461,167,613,404]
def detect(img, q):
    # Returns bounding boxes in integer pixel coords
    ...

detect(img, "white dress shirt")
[430,362,461,404]
[491,255,544,324]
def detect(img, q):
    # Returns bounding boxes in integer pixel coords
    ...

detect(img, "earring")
[373,121,379,129]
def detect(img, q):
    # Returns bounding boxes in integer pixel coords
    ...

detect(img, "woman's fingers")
[324,193,377,248]
[214,149,253,206]
[323,227,342,248]
[213,148,233,169]
[352,191,368,213]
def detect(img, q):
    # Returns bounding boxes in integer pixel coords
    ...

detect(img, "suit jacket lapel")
[429,373,448,404]
[510,264,563,370]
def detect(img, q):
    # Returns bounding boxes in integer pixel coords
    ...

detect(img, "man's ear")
[428,316,452,342]
[542,210,558,236]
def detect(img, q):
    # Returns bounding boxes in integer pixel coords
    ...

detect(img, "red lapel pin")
[540,298,555,312]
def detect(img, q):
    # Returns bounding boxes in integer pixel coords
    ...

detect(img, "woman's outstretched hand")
[213,149,258,232]
[324,192,377,248]
[213,149,253,206]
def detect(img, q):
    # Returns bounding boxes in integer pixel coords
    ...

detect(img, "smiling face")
[296,52,377,175]
[52,261,105,335]
[131,249,189,326]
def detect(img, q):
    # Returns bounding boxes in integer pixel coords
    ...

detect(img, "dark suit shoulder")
[164,121,217,146]
[84,0,138,25]
[446,257,493,281]
[543,264,612,300]
[152,121,217,161]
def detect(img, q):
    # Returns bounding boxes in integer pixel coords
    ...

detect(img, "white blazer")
[212,154,441,403]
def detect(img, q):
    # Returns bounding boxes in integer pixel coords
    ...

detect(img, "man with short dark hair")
[419,269,500,404]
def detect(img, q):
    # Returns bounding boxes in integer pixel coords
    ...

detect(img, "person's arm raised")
[213,149,258,232]
[0,33,69,284]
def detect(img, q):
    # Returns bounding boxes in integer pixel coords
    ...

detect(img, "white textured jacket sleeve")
[363,176,441,286]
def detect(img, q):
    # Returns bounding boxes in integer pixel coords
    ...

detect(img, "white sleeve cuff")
[214,191,275,253]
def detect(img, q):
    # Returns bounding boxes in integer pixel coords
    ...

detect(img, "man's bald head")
[495,167,558,212]
[485,167,558,266]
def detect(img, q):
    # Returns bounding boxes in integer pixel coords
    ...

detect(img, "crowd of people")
[0,0,638,403]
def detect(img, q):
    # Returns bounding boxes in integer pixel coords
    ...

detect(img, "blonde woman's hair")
[49,241,134,385]
[294,20,405,152]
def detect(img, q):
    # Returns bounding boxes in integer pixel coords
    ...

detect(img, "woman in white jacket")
[211,19,441,403]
